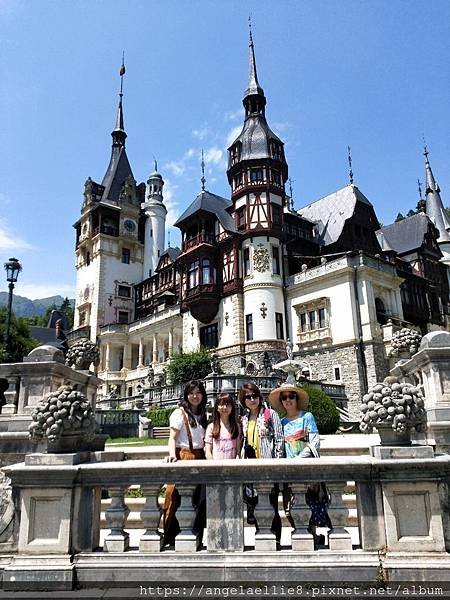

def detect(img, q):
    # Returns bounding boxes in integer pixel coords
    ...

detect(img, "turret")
[141,161,167,278]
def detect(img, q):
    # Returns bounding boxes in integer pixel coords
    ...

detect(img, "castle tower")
[226,28,288,352]
[73,72,145,340]
[424,147,450,285]
[141,162,167,279]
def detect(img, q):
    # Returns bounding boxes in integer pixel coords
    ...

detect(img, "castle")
[72,33,450,416]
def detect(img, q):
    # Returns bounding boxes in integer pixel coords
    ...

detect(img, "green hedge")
[147,407,176,427]
[301,385,340,435]
[166,349,212,384]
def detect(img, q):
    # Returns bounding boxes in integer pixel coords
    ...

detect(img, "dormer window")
[271,170,281,185]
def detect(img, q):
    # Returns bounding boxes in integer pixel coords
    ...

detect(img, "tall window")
[275,313,284,339]
[250,167,263,182]
[188,260,199,289]
[200,323,218,349]
[272,246,280,275]
[244,248,250,276]
[237,207,246,228]
[202,258,213,284]
[298,305,328,332]
[122,248,130,264]
[245,314,253,341]
[272,205,282,225]
[319,307,326,328]
[309,310,316,330]
[300,312,307,332]
[118,311,129,324]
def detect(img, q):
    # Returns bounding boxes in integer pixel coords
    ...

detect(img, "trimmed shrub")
[166,349,212,385]
[301,385,340,435]
[147,407,176,427]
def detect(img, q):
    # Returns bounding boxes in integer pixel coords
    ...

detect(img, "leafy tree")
[0,307,40,362]
[445,206,450,219]
[395,212,405,222]
[146,407,176,427]
[166,348,212,385]
[301,384,340,435]
[60,297,74,329]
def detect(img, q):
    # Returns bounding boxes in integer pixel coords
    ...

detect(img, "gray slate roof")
[230,116,282,161]
[376,212,433,255]
[101,146,134,203]
[174,191,235,232]
[298,184,373,245]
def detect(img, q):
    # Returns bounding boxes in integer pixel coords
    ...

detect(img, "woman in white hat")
[268,383,331,546]
[268,384,319,458]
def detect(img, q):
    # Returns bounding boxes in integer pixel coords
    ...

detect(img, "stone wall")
[217,342,285,375]
[365,341,390,388]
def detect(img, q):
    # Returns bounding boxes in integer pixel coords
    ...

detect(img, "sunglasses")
[280,392,297,401]
[244,393,259,401]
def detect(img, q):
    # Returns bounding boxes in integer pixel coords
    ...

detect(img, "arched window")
[375,298,387,325]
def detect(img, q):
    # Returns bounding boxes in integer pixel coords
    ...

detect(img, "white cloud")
[162,178,181,229]
[225,108,244,122]
[163,160,186,177]
[17,282,76,301]
[0,218,34,252]
[204,147,223,165]
[226,125,242,147]
[192,126,210,140]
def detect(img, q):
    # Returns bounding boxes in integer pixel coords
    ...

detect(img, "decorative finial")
[153,156,158,172]
[248,14,253,45]
[201,149,206,191]
[417,178,423,200]
[423,135,429,161]
[119,51,125,96]
[168,229,171,248]
[347,146,354,185]
[288,177,295,211]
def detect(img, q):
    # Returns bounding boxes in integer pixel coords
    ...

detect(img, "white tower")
[142,163,167,279]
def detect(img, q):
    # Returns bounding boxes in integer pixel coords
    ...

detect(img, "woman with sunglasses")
[238,383,284,543]
[162,379,208,549]
[269,383,331,547]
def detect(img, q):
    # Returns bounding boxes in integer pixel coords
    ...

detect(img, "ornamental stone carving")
[65,338,100,370]
[29,384,96,451]
[253,244,270,273]
[389,328,422,357]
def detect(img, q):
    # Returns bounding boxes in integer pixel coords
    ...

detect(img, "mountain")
[0,293,75,318]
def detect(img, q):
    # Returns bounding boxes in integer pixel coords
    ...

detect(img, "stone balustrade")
[2,453,450,590]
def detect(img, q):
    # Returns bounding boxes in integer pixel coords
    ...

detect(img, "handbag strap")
[181,408,194,452]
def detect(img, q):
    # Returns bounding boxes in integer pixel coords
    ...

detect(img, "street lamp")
[4,257,22,358]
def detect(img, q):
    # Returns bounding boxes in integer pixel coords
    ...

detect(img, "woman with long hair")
[205,392,241,459]
[238,383,284,544]
[162,379,208,549]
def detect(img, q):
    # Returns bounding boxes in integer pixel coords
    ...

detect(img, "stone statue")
[210,352,218,374]
[286,339,294,361]
[65,338,100,371]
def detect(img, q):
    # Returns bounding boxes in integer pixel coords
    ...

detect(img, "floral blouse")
[240,406,284,459]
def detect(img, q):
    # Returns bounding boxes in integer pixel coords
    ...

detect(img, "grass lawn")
[106,436,168,446]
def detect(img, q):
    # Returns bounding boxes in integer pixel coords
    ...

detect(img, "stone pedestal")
[207,482,243,552]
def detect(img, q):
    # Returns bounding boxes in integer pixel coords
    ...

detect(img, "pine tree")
[395,212,405,222]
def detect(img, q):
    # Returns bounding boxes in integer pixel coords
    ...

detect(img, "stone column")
[105,343,111,370]
[152,333,158,364]
[139,485,161,552]
[175,483,198,553]
[168,328,173,358]
[327,482,352,551]
[123,344,132,370]
[254,482,277,551]
[207,483,243,552]
[104,486,130,552]
[138,339,144,367]
[290,483,314,551]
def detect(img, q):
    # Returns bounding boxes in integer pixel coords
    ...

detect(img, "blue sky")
[1,0,449,300]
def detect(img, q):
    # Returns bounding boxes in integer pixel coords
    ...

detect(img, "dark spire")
[243,19,266,117]
[347,146,354,185]
[112,53,127,148]
[424,145,450,243]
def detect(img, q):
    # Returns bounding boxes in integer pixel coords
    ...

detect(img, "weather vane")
[168,229,171,248]
[423,135,429,159]
[119,51,125,95]
[288,177,295,210]
[347,145,354,185]
[417,178,423,199]
[201,149,206,191]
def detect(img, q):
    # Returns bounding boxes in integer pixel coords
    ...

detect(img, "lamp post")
[4,257,22,358]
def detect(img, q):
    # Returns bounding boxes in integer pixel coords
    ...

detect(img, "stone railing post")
[356,480,386,551]
[104,486,130,552]
[254,482,277,551]
[139,485,162,553]
[290,483,314,551]
[175,483,198,552]
[327,481,352,550]
[206,482,243,552]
